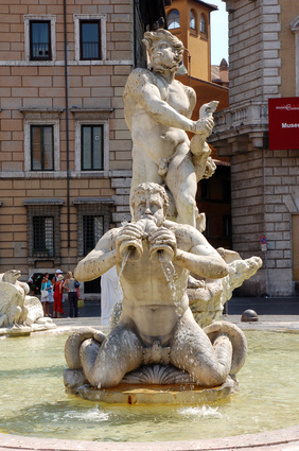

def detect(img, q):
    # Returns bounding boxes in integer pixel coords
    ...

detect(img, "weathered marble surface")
[64,30,262,400]
[123,29,217,230]
[0,270,55,335]
[65,183,248,393]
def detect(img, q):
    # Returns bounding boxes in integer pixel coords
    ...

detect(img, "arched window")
[190,9,196,31]
[200,14,207,34]
[168,9,180,30]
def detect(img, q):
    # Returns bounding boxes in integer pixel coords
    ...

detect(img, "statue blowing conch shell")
[64,30,262,401]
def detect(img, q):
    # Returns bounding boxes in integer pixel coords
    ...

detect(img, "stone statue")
[64,183,247,392]
[64,29,262,401]
[123,29,217,229]
[0,269,55,334]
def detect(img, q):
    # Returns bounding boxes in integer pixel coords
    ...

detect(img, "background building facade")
[210,0,299,296]
[0,0,166,295]
[0,0,232,298]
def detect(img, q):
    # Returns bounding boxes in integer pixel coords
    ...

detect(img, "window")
[83,215,104,255]
[75,200,113,258]
[81,125,104,171]
[24,16,56,64]
[190,10,196,31]
[33,216,54,256]
[21,108,63,174]
[72,108,111,175]
[168,9,180,30]
[200,14,207,34]
[75,200,114,295]
[31,125,54,171]
[30,21,51,61]
[80,20,101,60]
[74,14,106,63]
[24,200,64,264]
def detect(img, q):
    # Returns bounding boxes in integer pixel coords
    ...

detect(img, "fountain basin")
[76,380,235,404]
[0,328,298,445]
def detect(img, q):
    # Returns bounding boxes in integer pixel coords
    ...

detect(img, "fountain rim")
[0,425,298,450]
[1,322,298,450]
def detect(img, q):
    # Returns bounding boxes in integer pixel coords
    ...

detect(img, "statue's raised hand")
[193,117,214,138]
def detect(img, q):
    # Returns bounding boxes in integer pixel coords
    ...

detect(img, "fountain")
[1,29,298,450]
[63,30,262,403]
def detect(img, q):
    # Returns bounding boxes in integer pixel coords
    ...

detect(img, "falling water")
[118,247,131,280]
[158,251,180,313]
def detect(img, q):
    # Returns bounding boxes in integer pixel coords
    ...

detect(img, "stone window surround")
[21,108,64,175]
[71,108,113,177]
[73,198,114,258]
[24,15,56,65]
[290,16,299,96]
[23,199,64,265]
[73,14,107,64]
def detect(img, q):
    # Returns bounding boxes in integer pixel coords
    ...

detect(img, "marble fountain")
[0,30,298,451]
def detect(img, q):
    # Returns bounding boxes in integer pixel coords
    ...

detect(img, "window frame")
[200,14,207,34]
[21,108,63,175]
[30,124,54,172]
[24,15,56,64]
[72,109,111,176]
[24,201,64,265]
[29,20,52,61]
[74,14,107,64]
[190,9,197,32]
[79,20,101,61]
[81,124,104,171]
[167,9,180,30]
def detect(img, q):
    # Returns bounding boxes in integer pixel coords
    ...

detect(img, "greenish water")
[0,330,298,442]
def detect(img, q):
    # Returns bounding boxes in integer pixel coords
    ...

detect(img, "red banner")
[268,97,299,150]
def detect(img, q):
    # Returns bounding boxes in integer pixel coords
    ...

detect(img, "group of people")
[40,270,80,318]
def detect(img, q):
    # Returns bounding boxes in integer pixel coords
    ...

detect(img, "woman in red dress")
[53,274,65,318]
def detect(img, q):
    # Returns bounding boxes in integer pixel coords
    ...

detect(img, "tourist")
[64,271,79,318]
[41,273,53,317]
[51,269,64,287]
[52,274,65,318]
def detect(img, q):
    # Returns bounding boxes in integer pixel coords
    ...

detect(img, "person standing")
[53,274,65,318]
[41,273,53,317]
[64,271,78,318]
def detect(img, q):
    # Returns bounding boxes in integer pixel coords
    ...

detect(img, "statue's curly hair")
[142,29,184,65]
[131,183,169,216]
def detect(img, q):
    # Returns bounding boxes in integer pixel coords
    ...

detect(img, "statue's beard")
[150,59,180,74]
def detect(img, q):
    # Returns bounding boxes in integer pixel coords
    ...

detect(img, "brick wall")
[0,0,133,279]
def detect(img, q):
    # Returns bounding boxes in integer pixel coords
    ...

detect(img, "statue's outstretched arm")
[173,227,229,279]
[74,232,118,282]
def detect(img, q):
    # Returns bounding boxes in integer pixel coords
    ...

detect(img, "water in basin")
[0,330,298,442]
